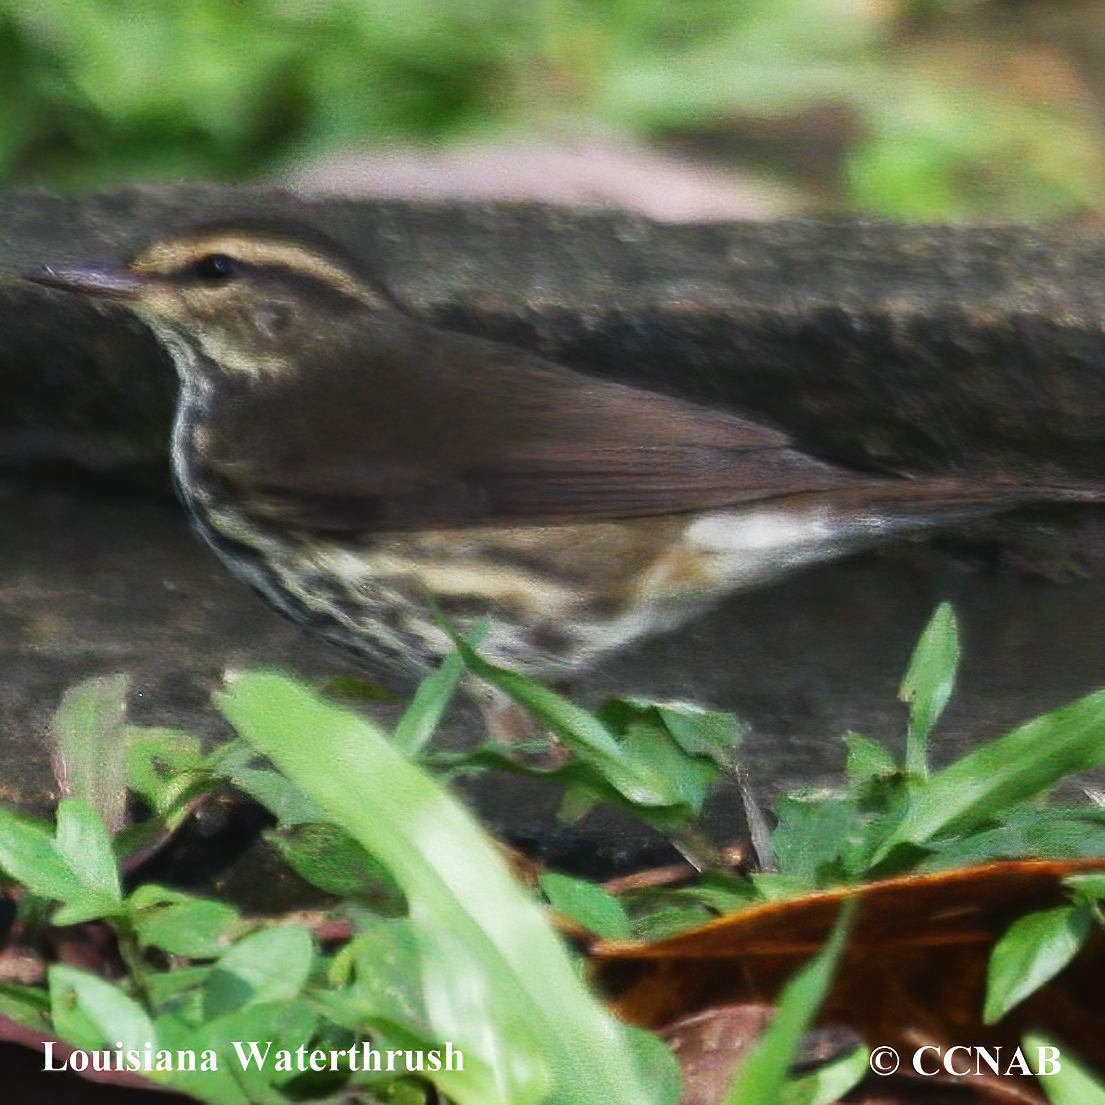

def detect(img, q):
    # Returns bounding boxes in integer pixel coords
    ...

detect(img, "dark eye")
[193,254,239,281]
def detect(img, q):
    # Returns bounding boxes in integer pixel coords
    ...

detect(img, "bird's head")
[24,220,401,378]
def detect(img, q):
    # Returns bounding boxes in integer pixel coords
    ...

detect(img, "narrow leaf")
[217,744,324,828]
[0,809,83,904]
[53,798,121,910]
[900,603,959,778]
[781,1045,870,1105]
[620,698,743,766]
[219,671,671,1105]
[52,674,130,835]
[873,689,1105,862]
[49,964,157,1053]
[393,649,466,758]
[983,906,1091,1024]
[722,899,855,1105]
[445,631,683,807]
[0,981,50,1031]
[843,733,898,782]
[1027,1032,1105,1105]
[540,872,632,940]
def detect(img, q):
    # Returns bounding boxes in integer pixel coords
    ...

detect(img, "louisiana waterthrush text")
[24,220,1103,680]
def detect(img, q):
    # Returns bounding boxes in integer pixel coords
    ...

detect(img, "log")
[1,186,1104,880]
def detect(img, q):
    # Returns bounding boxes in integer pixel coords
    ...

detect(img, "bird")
[22,219,1104,683]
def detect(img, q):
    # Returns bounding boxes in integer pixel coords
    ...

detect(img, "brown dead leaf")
[592,859,1105,1100]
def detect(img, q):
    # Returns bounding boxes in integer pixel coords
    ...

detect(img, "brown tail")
[806,474,1105,532]
[1006,479,1105,503]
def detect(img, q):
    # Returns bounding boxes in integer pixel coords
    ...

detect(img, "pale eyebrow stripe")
[132,235,378,304]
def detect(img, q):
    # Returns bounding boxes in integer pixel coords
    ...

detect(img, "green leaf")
[634,871,760,919]
[631,903,722,941]
[1000,807,1105,858]
[899,602,959,778]
[843,733,898,783]
[540,872,633,940]
[1064,873,1105,903]
[612,698,743,766]
[0,980,50,1031]
[268,822,404,907]
[323,917,426,1031]
[432,743,697,832]
[722,899,855,1105]
[127,884,240,959]
[125,726,209,827]
[49,964,157,1053]
[769,793,862,887]
[922,808,1105,870]
[0,808,85,904]
[1027,1032,1105,1105]
[204,924,314,1018]
[217,744,324,828]
[621,1025,684,1105]
[52,798,122,921]
[219,670,671,1105]
[872,689,1105,864]
[444,631,687,808]
[153,1005,306,1105]
[618,721,718,817]
[145,965,212,1019]
[210,1001,316,1103]
[781,1044,870,1105]
[918,824,1026,870]
[51,674,130,835]
[393,649,466,758]
[593,698,729,814]
[751,873,819,903]
[983,906,1091,1024]
[439,684,737,835]
[0,803,119,922]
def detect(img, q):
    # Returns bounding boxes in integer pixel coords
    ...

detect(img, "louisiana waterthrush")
[23,220,1102,680]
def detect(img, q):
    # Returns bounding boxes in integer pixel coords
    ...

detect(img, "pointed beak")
[22,263,148,300]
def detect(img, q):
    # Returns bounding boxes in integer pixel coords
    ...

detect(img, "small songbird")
[22,220,1102,680]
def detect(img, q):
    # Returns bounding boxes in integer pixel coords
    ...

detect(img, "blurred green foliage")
[2,0,1104,219]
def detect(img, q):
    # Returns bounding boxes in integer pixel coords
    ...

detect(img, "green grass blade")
[872,689,1105,864]
[392,649,466,758]
[446,633,687,807]
[1026,1033,1105,1105]
[218,671,672,1105]
[781,1045,870,1105]
[900,603,959,779]
[722,898,856,1105]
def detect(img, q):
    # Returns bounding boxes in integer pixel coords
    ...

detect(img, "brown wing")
[200,314,904,532]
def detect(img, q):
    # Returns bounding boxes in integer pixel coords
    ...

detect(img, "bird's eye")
[193,254,239,281]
